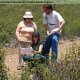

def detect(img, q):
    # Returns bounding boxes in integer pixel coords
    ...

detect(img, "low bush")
[21,44,80,80]
[21,57,80,80]
[0,49,8,80]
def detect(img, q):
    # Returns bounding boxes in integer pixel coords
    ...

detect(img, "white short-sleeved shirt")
[43,11,64,34]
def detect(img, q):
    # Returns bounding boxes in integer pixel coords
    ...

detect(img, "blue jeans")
[44,32,60,60]
[23,54,46,62]
[23,55,33,61]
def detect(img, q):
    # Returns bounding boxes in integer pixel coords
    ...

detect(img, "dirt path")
[4,48,21,80]
[4,39,80,80]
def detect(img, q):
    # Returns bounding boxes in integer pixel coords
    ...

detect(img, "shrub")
[21,56,80,80]
[21,44,80,80]
[0,49,8,80]
[21,62,31,80]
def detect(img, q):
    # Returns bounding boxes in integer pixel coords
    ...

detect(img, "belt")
[49,24,56,25]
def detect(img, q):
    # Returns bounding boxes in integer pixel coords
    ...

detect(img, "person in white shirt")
[42,4,65,61]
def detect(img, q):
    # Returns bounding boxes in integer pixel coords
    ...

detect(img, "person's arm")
[58,20,65,31]
[33,45,43,54]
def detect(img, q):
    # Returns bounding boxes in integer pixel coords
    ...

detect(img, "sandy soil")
[4,48,21,80]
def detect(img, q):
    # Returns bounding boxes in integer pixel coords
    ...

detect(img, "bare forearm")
[34,51,42,54]
[58,21,65,31]
[33,45,43,54]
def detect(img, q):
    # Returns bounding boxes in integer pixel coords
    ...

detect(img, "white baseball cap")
[23,11,33,18]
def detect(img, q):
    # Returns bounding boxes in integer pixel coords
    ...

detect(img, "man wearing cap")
[42,4,65,61]
[16,11,37,70]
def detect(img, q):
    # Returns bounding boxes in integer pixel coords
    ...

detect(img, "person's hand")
[32,50,34,53]
[46,31,50,36]
[48,31,55,36]
[32,50,36,54]
[32,50,37,54]
[51,28,60,32]
[48,28,60,36]
[48,33,53,36]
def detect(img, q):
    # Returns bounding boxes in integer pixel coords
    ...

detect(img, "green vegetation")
[0,4,80,44]
[0,4,80,47]
[21,43,80,80]
[21,54,80,80]
[0,49,8,80]
[0,4,80,80]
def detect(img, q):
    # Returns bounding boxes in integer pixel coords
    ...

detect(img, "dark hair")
[32,32,41,45]
[43,4,53,11]
[24,18,33,21]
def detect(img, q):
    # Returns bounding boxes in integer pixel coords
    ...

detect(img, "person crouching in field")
[42,4,65,61]
[16,11,37,70]
[23,32,46,63]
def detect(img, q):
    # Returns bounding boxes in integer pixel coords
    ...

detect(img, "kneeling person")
[23,32,46,62]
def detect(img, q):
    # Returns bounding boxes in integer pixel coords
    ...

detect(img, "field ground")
[4,39,80,80]
[0,4,79,80]
[4,48,21,80]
